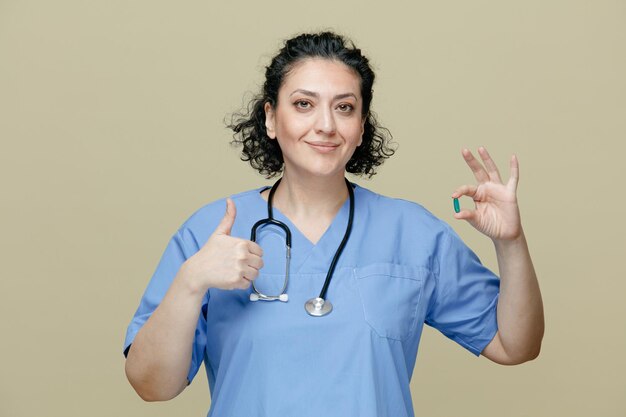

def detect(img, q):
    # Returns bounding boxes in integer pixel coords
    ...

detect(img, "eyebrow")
[289,89,358,101]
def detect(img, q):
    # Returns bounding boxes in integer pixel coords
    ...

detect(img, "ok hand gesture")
[451,147,522,242]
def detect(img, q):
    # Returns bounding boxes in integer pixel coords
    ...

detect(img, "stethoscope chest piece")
[305,297,333,317]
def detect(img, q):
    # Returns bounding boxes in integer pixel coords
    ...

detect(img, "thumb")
[214,198,236,236]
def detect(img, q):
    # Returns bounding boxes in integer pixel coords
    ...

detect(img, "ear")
[264,102,276,139]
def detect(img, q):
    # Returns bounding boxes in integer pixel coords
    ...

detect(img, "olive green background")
[1,1,624,416]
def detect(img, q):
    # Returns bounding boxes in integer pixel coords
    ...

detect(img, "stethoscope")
[248,177,355,317]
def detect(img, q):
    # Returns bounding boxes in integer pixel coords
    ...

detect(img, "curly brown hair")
[227,31,396,179]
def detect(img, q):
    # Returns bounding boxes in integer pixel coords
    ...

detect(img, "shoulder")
[174,187,266,250]
[182,187,257,223]
[355,184,452,237]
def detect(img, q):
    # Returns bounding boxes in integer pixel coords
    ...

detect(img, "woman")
[123,32,544,416]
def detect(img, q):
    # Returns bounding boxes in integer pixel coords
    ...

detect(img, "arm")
[452,147,544,365]
[125,269,205,401]
[125,198,264,400]
[483,231,544,364]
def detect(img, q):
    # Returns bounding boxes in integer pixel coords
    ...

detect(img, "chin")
[311,164,347,177]
[290,165,346,180]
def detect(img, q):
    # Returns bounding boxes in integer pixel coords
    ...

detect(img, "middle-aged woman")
[124,31,544,417]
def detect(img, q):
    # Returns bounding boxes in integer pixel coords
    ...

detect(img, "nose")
[314,106,336,136]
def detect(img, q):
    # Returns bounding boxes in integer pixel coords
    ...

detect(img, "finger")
[507,154,519,192]
[451,184,478,199]
[238,278,251,290]
[462,148,490,183]
[242,265,259,281]
[477,147,503,183]
[247,241,264,257]
[247,254,264,271]
[214,198,236,235]
[453,209,478,223]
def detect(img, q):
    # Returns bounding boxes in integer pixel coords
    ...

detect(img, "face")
[264,58,365,180]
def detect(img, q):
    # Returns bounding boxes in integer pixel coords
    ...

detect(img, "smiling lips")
[306,141,340,153]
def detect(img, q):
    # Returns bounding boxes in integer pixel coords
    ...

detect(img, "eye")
[337,103,354,112]
[294,100,311,109]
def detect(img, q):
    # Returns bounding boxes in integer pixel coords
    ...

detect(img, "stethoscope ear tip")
[249,292,288,302]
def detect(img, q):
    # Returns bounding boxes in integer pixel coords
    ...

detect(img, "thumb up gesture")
[182,198,264,292]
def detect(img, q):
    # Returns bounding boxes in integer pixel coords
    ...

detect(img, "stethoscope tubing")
[317,178,354,300]
[249,177,354,315]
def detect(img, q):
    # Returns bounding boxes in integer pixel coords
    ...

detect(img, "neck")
[271,170,349,219]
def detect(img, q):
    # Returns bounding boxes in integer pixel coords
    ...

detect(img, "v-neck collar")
[255,183,357,274]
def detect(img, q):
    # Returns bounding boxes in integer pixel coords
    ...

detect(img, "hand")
[182,198,264,292]
[451,147,522,242]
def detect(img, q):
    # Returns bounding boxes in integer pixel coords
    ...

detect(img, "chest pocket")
[354,263,425,341]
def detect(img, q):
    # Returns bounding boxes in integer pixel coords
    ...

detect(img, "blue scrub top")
[124,183,499,417]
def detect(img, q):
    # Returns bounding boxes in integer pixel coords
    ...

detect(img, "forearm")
[493,230,544,361]
[125,262,206,401]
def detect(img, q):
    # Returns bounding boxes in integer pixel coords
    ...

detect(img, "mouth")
[305,141,340,153]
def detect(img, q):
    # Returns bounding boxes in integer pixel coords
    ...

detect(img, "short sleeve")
[123,229,208,384]
[425,226,500,356]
